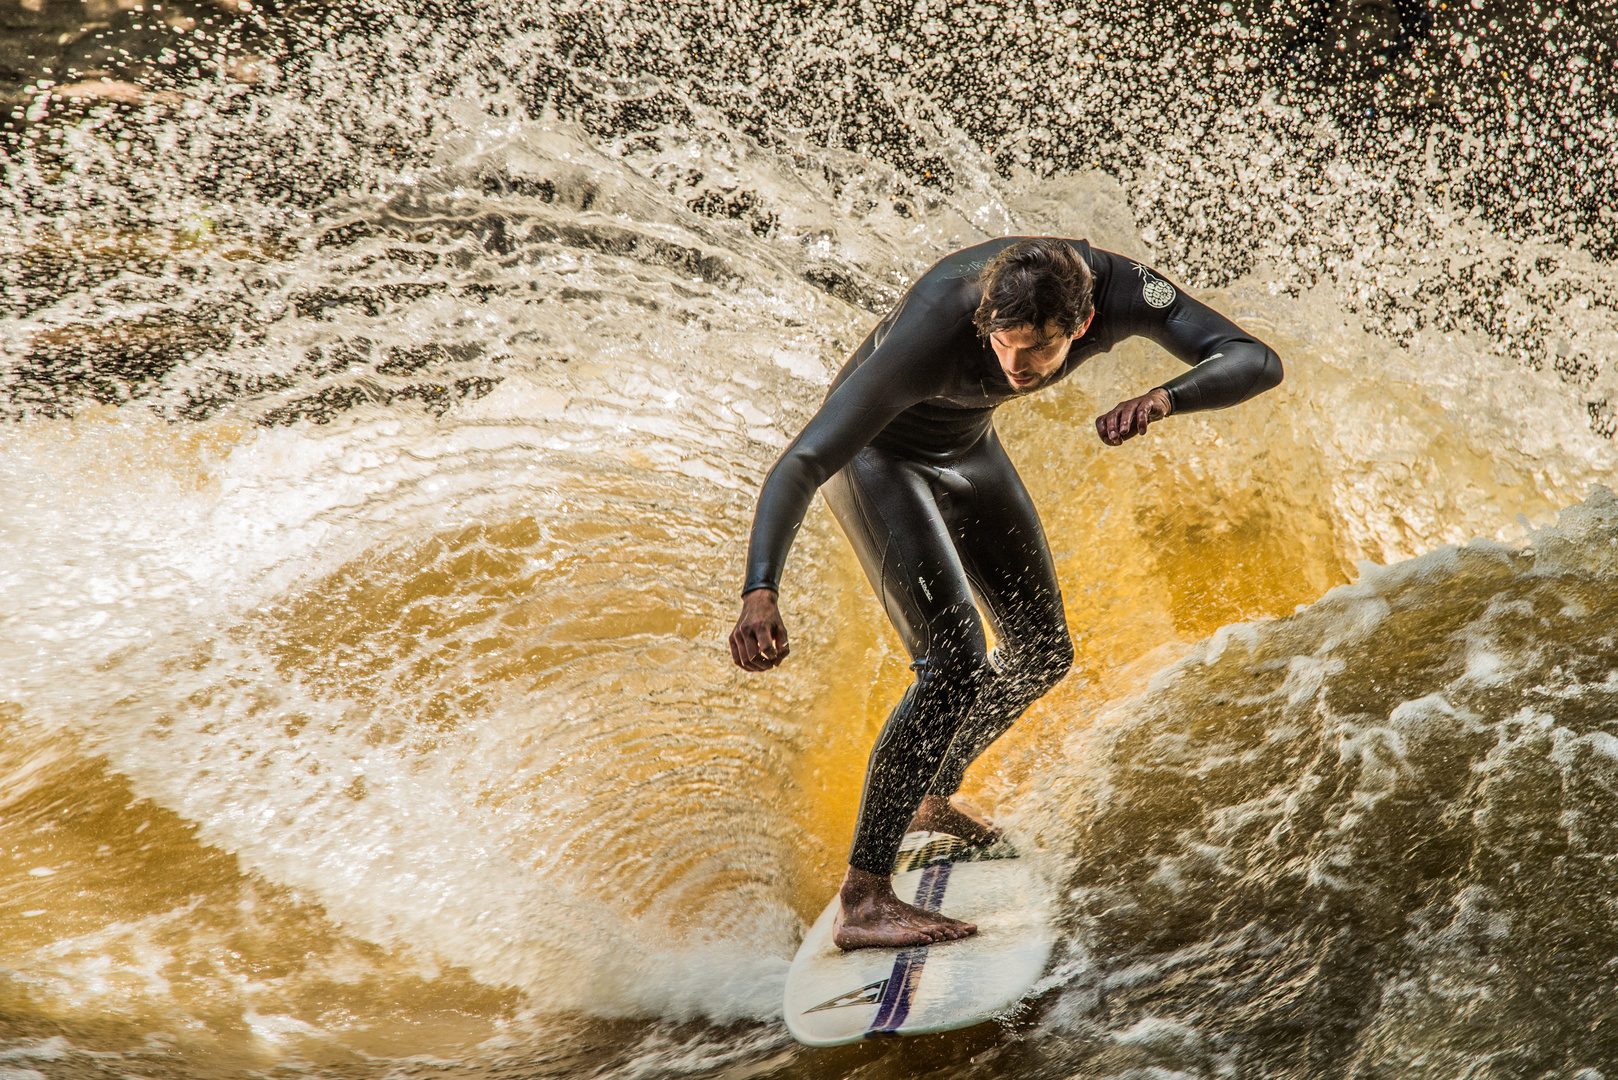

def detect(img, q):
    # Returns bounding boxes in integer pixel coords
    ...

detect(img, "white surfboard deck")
[783,831,1054,1047]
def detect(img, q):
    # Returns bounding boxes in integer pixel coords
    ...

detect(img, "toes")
[835,926,934,950]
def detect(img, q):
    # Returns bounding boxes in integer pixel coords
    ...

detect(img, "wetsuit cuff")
[1156,384,1185,415]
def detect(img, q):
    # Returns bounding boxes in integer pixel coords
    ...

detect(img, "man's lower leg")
[906,793,1001,845]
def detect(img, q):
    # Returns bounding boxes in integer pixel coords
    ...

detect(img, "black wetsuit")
[744,237,1282,876]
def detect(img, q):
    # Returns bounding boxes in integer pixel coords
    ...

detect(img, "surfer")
[730,237,1282,950]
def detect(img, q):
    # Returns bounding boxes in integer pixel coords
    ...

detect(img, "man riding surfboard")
[730,237,1283,950]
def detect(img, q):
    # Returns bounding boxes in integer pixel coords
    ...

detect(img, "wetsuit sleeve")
[742,294,955,595]
[1105,254,1283,413]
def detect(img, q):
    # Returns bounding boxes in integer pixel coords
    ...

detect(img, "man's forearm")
[1158,340,1283,413]
[743,455,820,594]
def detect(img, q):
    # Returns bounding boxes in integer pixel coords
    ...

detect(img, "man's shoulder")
[1088,248,1181,322]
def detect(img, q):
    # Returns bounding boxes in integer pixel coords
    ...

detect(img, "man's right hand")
[730,588,791,671]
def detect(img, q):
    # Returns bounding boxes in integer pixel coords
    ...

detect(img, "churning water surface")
[3,0,1618,1076]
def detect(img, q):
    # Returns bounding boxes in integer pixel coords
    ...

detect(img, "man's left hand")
[1095,388,1172,446]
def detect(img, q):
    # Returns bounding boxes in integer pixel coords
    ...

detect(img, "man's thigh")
[948,431,1069,651]
[823,446,985,665]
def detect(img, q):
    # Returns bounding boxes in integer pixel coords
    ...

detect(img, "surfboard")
[783,830,1055,1046]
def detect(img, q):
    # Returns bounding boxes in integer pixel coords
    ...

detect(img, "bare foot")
[906,793,1002,846]
[832,865,978,951]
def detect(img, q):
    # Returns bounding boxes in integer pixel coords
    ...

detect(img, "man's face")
[988,314,1093,391]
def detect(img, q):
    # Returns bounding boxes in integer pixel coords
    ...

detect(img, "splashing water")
[2,0,1617,1075]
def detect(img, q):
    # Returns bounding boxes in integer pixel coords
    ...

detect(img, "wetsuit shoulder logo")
[1132,262,1176,309]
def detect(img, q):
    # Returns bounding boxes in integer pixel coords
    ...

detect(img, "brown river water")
[2,0,1618,1076]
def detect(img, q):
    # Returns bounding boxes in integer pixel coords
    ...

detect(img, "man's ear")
[1072,312,1095,340]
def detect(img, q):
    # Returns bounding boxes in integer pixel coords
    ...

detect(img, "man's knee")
[1002,632,1073,697]
[915,648,991,740]
[915,645,991,698]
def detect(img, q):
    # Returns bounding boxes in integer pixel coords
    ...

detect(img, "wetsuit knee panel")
[995,633,1074,694]
[911,651,991,696]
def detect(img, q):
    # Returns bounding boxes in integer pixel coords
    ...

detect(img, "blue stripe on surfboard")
[868,947,926,1032]
[914,861,952,911]
[867,862,953,1035]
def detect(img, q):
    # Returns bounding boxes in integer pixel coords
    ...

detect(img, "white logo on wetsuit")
[1132,262,1176,309]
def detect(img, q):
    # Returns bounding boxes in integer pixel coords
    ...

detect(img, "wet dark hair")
[972,238,1095,341]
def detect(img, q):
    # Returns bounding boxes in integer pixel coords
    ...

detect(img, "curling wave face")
[1,0,1617,1076]
[1028,488,1618,1077]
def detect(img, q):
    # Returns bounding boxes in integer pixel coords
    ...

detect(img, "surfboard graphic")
[805,979,888,1013]
[783,832,1055,1046]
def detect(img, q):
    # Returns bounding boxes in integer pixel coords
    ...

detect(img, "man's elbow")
[1230,345,1282,406]
[1259,348,1283,393]
[769,443,837,497]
